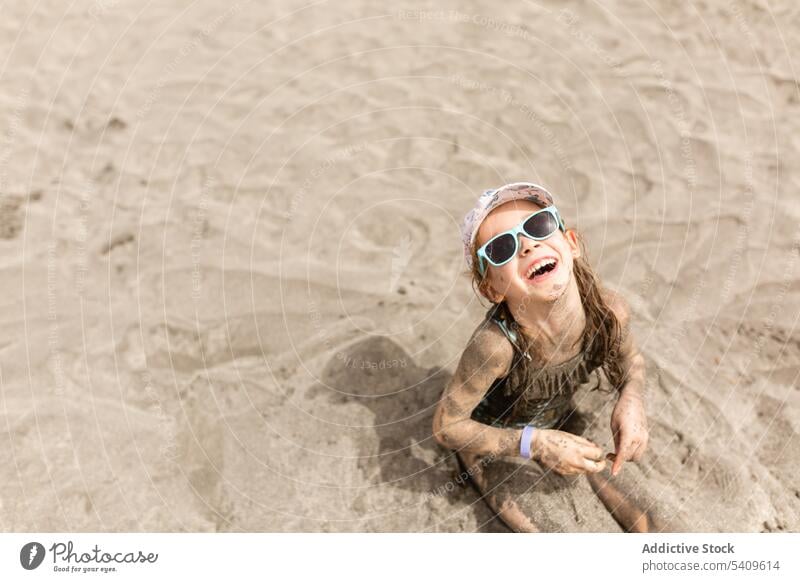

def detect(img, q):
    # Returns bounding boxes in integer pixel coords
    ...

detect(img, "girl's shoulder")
[463,314,516,379]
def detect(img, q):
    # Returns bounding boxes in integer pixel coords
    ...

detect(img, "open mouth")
[524,257,558,283]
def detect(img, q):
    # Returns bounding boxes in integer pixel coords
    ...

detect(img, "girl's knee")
[459,454,541,532]
[457,451,493,491]
[587,471,677,533]
[495,496,541,532]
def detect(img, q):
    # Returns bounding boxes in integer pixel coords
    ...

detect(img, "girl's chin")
[506,280,566,303]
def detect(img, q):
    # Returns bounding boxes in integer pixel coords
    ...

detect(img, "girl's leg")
[587,467,693,532]
[457,451,541,532]
[586,470,651,532]
[458,444,623,533]
[558,406,683,532]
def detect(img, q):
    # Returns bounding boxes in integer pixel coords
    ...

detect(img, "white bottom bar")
[2,533,798,581]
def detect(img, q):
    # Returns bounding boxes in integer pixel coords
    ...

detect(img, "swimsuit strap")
[488,304,532,361]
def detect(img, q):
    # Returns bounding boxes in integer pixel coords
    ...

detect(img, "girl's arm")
[604,289,649,475]
[432,324,523,457]
[613,293,647,398]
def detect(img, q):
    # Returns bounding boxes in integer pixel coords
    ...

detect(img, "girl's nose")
[519,237,541,256]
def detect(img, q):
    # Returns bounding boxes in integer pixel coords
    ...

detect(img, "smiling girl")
[432,182,655,532]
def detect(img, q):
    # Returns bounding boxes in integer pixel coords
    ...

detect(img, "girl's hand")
[608,388,649,476]
[531,429,606,476]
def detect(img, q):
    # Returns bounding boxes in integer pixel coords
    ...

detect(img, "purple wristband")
[520,425,536,459]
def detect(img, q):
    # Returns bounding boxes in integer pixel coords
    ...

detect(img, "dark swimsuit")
[470,303,602,430]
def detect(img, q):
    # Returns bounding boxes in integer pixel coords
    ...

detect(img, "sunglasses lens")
[485,233,517,265]
[523,211,559,238]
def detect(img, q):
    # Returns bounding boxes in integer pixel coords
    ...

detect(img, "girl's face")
[476,200,581,304]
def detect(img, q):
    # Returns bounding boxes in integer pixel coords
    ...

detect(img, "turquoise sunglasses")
[476,206,566,276]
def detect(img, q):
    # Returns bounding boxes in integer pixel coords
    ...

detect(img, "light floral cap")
[460,181,556,270]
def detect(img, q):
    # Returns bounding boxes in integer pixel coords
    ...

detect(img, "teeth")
[526,258,556,278]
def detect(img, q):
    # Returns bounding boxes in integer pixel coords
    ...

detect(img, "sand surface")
[1,0,799,532]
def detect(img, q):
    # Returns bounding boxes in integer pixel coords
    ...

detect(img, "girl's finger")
[582,445,604,462]
[571,434,598,449]
[612,439,633,475]
[584,458,605,473]
[631,439,648,461]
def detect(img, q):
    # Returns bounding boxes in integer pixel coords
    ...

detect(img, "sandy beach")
[1,0,799,532]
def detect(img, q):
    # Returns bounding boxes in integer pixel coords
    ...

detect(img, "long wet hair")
[469,229,626,392]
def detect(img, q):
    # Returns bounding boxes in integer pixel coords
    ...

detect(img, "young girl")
[433,182,654,532]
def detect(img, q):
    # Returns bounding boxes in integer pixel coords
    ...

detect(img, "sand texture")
[1,0,799,531]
